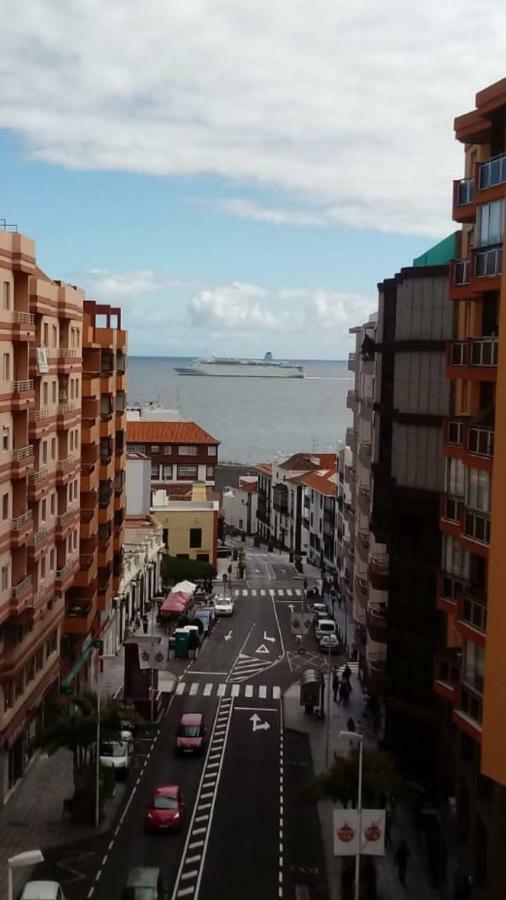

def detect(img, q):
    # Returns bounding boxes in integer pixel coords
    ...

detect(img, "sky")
[1,0,506,358]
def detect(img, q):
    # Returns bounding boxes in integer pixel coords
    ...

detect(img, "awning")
[160,592,190,614]
[172,580,196,596]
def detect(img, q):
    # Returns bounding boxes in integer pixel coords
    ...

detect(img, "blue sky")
[1,1,505,358]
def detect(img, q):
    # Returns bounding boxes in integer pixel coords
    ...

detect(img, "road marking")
[209,752,221,760]
[181,870,199,880]
[189,682,199,695]
[250,712,271,732]
[255,643,270,654]
[286,589,293,596]
[235,705,278,711]
[217,683,226,696]
[108,840,114,850]
[190,670,228,675]
[260,589,266,596]
[177,889,195,898]
[195,814,210,822]
[231,684,240,697]
[207,762,219,769]
[269,589,275,597]
[94,871,101,883]
[242,589,248,596]
[87,889,94,899]
[278,589,284,596]
[186,855,201,864]
[273,686,281,699]
[193,826,207,835]
[295,589,301,596]
[201,792,214,800]
[245,684,253,697]
[251,589,257,596]
[259,685,267,699]
[203,683,213,696]
[176,682,186,695]
[263,631,276,642]
[189,841,204,849]
[224,630,233,641]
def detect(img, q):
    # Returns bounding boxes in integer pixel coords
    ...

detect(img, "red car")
[145,785,185,832]
[175,713,207,755]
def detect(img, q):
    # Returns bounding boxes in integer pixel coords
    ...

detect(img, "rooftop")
[127,420,220,446]
[279,452,337,471]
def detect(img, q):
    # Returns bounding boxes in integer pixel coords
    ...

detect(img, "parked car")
[319,633,340,653]
[99,739,133,778]
[145,784,185,832]
[315,618,337,640]
[21,883,66,900]
[123,868,169,900]
[214,596,235,616]
[175,713,207,755]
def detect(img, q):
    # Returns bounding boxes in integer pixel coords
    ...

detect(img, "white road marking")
[260,589,266,596]
[195,814,210,822]
[278,589,284,596]
[186,855,201,864]
[203,683,213,696]
[87,889,95,899]
[189,682,199,696]
[269,589,275,597]
[251,588,257,596]
[231,684,240,697]
[245,684,253,697]
[177,889,195,898]
[181,870,198,880]
[200,792,214,800]
[242,590,248,597]
[176,682,185,695]
[286,589,293,596]
[259,685,267,699]
[295,589,301,596]
[188,841,204,850]
[192,827,207,835]
[273,686,281,699]
[217,683,227,696]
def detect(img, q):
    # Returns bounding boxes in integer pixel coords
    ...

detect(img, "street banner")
[290,611,313,635]
[130,635,167,670]
[332,809,386,857]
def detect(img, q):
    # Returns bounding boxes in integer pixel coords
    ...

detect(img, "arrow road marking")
[263,631,276,642]
[224,630,233,641]
[288,603,295,613]
[57,852,95,883]
[255,643,270,655]
[250,713,271,732]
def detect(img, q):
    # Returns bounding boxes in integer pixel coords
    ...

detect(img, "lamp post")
[340,730,363,900]
[95,643,102,829]
[150,586,156,722]
[8,850,44,900]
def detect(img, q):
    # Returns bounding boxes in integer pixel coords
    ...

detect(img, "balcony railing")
[468,426,494,458]
[461,588,487,633]
[463,509,490,545]
[30,407,49,422]
[12,509,33,529]
[479,153,506,190]
[456,177,474,206]
[12,444,34,461]
[358,442,372,467]
[348,352,357,371]
[440,572,465,604]
[11,575,32,599]
[471,337,498,367]
[346,389,358,411]
[29,467,48,485]
[345,427,357,453]
[56,559,75,580]
[57,400,79,416]
[57,508,77,528]
[459,684,483,725]
[13,310,35,325]
[475,246,502,278]
[58,347,81,359]
[30,526,48,546]
[12,379,34,393]
[435,652,460,689]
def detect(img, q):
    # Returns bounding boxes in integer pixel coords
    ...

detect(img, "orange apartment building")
[0,229,83,804]
[436,79,506,896]
[63,302,127,680]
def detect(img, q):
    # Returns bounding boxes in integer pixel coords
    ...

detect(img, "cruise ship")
[175,352,304,378]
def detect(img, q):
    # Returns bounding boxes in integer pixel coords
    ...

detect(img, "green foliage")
[307,747,401,809]
[162,554,217,584]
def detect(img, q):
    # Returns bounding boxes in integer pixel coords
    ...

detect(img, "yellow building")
[151,483,219,568]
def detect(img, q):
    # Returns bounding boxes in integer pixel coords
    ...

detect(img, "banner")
[332,809,386,857]
[36,346,49,374]
[130,636,167,670]
[290,611,313,635]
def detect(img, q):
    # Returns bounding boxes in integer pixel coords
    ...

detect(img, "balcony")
[12,378,34,395]
[462,509,490,548]
[438,571,465,611]
[456,683,483,730]
[358,441,372,468]
[348,352,357,372]
[11,444,34,479]
[344,464,356,486]
[360,398,373,423]
[446,419,465,448]
[479,153,506,191]
[459,587,487,635]
[357,529,369,560]
[64,599,96,635]
[441,495,464,527]
[369,553,389,591]
[468,426,494,459]
[346,389,358,413]
[434,650,461,701]
[11,379,35,409]
[453,177,475,223]
[453,258,470,286]
[475,246,502,279]
[366,603,386,643]
[56,347,82,372]
[56,400,80,426]
[11,575,32,602]
[56,507,78,539]
[11,509,33,547]
[56,455,80,484]
[81,507,98,540]
[355,573,368,600]
[345,427,357,454]
[11,310,36,343]
[358,485,370,514]
[29,525,49,548]
[56,558,77,588]
[448,337,498,371]
[29,407,50,438]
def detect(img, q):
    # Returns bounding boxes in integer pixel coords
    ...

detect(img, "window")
[163,465,173,481]
[151,445,160,453]
[189,528,202,548]
[3,281,10,310]
[2,493,8,520]
[43,322,49,345]
[151,462,159,481]
[4,681,13,711]
[50,493,55,516]
[206,466,215,480]
[208,446,217,457]
[178,465,198,479]
[35,647,43,672]
[40,556,46,579]
[50,548,55,570]
[1,564,8,591]
[46,631,57,657]
[2,426,9,452]
[52,324,58,347]
[41,498,47,522]
[442,534,469,579]
[134,444,145,454]
[42,440,48,464]
[466,469,491,514]
[43,382,48,406]
[3,352,11,381]
[179,445,198,456]
[445,458,465,497]
[197,553,209,562]
[51,437,56,459]
[163,445,172,455]
[463,640,485,692]
[26,657,35,684]
[477,199,505,247]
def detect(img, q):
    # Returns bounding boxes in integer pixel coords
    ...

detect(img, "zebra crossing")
[234,587,302,599]
[166,680,282,700]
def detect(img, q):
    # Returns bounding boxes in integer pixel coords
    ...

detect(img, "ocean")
[127,357,353,465]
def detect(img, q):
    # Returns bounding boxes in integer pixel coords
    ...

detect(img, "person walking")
[346,716,356,732]
[332,669,339,703]
[142,613,148,635]
[338,679,351,706]
[394,839,411,887]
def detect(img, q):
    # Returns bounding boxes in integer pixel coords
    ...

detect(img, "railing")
[57,400,79,416]
[355,574,368,598]
[12,509,33,529]
[471,338,498,367]
[30,526,48,546]
[463,509,490,545]
[12,444,34,461]
[345,427,356,452]
[369,553,389,574]
[459,684,483,725]
[58,347,81,359]
[435,652,460,689]
[447,420,465,446]
[57,508,78,528]
[359,442,372,466]
[440,572,465,604]
[30,407,49,422]
[13,310,35,325]
[453,259,470,285]
[57,456,79,473]
[346,389,358,411]
[461,589,487,633]
[56,559,76,580]
[449,342,467,366]
[479,153,506,190]
[11,575,32,598]
[12,379,34,393]
[358,529,369,551]
[66,601,93,618]
[475,246,502,278]
[468,426,494,458]
[456,177,474,205]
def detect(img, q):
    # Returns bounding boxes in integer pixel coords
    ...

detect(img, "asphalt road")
[28,548,329,900]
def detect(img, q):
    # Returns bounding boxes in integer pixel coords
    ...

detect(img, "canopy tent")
[160,591,190,614]
[172,580,196,596]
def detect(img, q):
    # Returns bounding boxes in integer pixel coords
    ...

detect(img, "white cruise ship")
[175,352,304,379]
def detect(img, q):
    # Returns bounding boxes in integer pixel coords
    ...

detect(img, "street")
[29,545,329,900]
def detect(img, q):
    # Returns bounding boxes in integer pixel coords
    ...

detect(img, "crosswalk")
[161,680,282,700]
[234,587,302,599]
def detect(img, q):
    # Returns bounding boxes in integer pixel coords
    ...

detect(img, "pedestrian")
[332,669,339,702]
[337,591,342,609]
[394,840,411,887]
[142,613,148,635]
[134,611,141,629]
[343,663,352,682]
[346,716,356,732]
[338,679,350,706]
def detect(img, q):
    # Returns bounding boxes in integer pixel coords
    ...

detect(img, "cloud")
[1,1,505,235]
[189,282,276,330]
[84,269,191,298]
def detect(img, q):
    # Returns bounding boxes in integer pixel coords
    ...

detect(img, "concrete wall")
[126,456,151,515]
[395,276,453,341]
[394,352,450,417]
[390,422,446,492]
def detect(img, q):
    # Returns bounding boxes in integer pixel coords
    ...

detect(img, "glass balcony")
[453,258,471,285]
[441,495,463,525]
[463,509,490,545]
[458,684,483,725]
[479,154,506,190]
[470,337,498,367]
[456,177,475,205]
[468,426,494,458]
[475,246,502,278]
[447,420,465,446]
[460,588,487,633]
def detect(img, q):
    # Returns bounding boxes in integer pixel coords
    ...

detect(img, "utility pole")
[325,639,332,766]
[150,594,155,722]
[95,641,102,829]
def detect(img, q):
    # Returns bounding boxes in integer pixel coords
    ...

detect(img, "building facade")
[0,230,83,803]
[222,476,258,536]
[151,483,219,569]
[435,78,506,897]
[126,421,219,488]
[256,463,272,545]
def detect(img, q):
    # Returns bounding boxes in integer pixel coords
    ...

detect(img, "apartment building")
[256,463,272,544]
[222,476,258,536]
[0,230,83,803]
[63,301,127,674]
[336,444,354,635]
[369,242,454,788]
[126,420,219,488]
[435,78,506,896]
[300,462,338,571]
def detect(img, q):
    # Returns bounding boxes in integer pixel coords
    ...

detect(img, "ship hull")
[175,363,304,378]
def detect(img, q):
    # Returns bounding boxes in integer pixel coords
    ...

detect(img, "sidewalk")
[283,666,443,900]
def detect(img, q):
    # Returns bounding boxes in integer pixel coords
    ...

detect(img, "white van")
[315,618,337,640]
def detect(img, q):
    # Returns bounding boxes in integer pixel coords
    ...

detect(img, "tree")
[307,747,401,808]
[161,553,216,585]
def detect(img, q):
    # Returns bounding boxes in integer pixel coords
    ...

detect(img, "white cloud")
[1,1,505,235]
[189,283,276,330]
[85,269,191,298]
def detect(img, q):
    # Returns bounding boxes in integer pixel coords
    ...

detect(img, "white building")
[223,476,258,536]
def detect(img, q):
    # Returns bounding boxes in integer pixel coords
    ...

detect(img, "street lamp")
[339,730,364,900]
[8,850,44,900]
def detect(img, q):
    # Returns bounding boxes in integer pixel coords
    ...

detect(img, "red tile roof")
[256,463,272,475]
[238,479,258,493]
[279,452,337,471]
[127,420,220,446]
[299,465,338,496]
